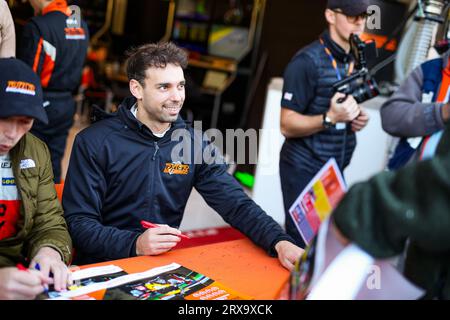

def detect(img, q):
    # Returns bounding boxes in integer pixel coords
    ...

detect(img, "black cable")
[340,127,348,172]
[369,52,397,77]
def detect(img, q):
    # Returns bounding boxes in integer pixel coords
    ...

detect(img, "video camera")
[332,34,380,104]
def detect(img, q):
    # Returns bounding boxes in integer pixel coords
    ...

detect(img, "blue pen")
[35,263,54,278]
[34,263,49,294]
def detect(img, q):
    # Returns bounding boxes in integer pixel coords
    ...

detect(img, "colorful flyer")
[103,264,251,300]
[44,263,251,300]
[288,158,347,245]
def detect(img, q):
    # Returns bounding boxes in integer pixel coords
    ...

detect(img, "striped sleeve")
[19,22,46,81]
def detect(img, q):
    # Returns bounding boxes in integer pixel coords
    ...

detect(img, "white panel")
[252,78,286,226]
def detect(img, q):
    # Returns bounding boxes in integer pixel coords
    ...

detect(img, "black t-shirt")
[279,30,357,173]
[281,52,318,113]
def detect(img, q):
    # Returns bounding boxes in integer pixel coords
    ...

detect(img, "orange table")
[77,238,289,300]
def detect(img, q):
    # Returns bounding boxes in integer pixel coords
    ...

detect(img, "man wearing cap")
[0,58,72,300]
[279,0,372,247]
[18,0,89,183]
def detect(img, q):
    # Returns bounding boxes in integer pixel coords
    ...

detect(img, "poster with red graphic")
[288,158,347,245]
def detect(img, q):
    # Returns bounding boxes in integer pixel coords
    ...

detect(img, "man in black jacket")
[63,42,303,269]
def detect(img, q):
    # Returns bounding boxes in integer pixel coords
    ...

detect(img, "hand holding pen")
[140,220,190,239]
[135,220,189,256]
[30,247,73,292]
[11,263,51,298]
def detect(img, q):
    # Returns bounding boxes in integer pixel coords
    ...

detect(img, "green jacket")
[334,121,450,300]
[0,133,72,267]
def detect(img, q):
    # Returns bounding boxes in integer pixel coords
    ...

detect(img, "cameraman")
[280,0,371,247]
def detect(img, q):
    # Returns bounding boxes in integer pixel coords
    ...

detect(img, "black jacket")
[19,0,89,92]
[63,97,294,264]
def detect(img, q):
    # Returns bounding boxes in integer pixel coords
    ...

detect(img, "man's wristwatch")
[322,112,334,129]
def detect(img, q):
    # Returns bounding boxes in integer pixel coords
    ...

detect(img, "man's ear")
[325,8,336,25]
[129,79,143,100]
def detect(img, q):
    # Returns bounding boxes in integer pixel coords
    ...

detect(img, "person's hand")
[351,107,370,132]
[30,247,72,292]
[328,93,360,124]
[275,241,305,271]
[136,224,182,256]
[0,267,48,300]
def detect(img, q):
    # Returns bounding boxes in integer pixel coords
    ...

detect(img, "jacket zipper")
[152,142,160,161]
[148,142,160,219]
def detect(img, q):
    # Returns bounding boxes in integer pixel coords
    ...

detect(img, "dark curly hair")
[126,42,188,87]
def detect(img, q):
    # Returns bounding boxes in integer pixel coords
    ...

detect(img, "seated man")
[63,42,303,269]
[0,58,72,300]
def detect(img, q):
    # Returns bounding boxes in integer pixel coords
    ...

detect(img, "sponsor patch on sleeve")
[284,92,293,101]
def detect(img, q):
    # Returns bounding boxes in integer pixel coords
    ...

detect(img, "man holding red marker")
[63,43,304,269]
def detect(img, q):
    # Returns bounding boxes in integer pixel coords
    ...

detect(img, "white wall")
[344,96,391,186]
[252,78,286,226]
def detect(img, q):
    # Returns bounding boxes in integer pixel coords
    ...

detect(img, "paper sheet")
[55,263,181,299]
[305,219,425,300]
[289,158,347,245]
[70,265,124,281]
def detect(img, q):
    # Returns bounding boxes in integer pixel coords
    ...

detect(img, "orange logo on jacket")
[6,81,36,96]
[163,163,190,175]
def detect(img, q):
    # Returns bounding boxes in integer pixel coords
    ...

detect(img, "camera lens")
[353,78,379,103]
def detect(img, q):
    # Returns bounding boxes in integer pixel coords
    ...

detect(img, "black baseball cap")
[0,58,48,124]
[327,0,371,16]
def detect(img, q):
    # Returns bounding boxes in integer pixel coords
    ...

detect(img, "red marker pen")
[16,263,49,293]
[140,220,190,239]
[16,263,28,271]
